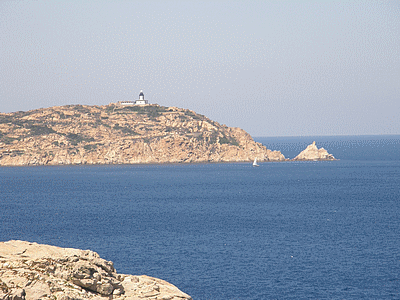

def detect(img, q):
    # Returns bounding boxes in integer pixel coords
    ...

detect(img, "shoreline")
[0,158,340,168]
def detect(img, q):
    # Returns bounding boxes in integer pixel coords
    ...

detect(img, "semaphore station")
[117,90,150,106]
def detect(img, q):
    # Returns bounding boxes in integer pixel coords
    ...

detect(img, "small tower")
[135,90,148,105]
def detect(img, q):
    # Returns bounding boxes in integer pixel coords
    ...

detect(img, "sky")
[0,0,399,137]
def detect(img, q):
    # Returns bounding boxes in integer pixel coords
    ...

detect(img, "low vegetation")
[113,124,139,136]
[83,143,102,151]
[66,133,94,146]
[0,103,262,165]
[25,124,56,136]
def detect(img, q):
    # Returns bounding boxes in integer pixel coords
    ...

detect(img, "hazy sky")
[1,0,399,136]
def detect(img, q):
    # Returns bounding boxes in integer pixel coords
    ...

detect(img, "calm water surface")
[1,135,400,299]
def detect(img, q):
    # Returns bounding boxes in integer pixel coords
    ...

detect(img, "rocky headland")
[293,141,336,161]
[0,104,286,166]
[0,240,191,300]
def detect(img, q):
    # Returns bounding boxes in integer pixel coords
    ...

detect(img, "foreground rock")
[0,240,191,300]
[293,141,335,161]
[0,104,285,166]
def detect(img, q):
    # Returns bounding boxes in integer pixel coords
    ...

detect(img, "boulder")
[0,240,192,300]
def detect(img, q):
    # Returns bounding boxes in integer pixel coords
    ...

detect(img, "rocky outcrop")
[293,141,335,161]
[0,240,191,300]
[0,104,286,166]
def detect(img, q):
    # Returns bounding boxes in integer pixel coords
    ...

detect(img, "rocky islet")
[293,141,335,161]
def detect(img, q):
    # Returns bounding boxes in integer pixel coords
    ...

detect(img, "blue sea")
[1,135,400,299]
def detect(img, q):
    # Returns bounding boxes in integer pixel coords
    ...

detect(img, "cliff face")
[293,141,335,161]
[0,104,285,166]
[0,240,191,300]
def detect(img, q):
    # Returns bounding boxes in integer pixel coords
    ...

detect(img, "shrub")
[11,119,30,127]
[66,133,93,145]
[219,136,230,144]
[2,137,19,144]
[120,127,138,135]
[14,111,33,118]
[123,105,167,117]
[84,144,99,151]
[195,133,204,142]
[184,110,202,120]
[67,133,84,145]
[25,124,56,136]
[74,105,91,114]
[208,133,218,144]
[10,150,24,157]
[114,124,138,136]
[105,105,116,113]
[0,116,12,124]
[219,134,239,146]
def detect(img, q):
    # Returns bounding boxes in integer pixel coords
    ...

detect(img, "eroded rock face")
[293,141,335,161]
[0,104,286,166]
[0,240,191,300]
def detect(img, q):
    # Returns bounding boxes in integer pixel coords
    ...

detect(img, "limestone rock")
[0,104,286,166]
[0,240,192,300]
[293,141,335,161]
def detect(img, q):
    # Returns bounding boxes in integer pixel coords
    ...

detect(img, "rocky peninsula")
[0,240,191,300]
[0,104,285,166]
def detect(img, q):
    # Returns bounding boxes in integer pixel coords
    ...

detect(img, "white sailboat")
[253,158,259,167]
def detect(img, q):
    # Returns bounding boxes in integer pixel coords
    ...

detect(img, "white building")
[135,90,148,105]
[119,101,134,106]
[117,90,149,106]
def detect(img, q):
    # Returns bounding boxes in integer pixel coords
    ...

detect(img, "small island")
[0,91,337,166]
[0,240,192,300]
[0,103,286,166]
[293,141,335,161]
